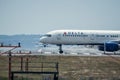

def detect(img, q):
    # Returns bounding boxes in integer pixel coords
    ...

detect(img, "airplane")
[40,30,120,54]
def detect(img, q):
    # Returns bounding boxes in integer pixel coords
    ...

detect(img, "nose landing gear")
[58,44,63,54]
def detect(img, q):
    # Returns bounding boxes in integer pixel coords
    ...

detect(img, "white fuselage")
[40,30,120,45]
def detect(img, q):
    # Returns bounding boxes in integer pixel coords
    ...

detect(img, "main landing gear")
[58,44,63,54]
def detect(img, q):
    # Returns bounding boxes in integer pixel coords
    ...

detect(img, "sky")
[0,0,120,35]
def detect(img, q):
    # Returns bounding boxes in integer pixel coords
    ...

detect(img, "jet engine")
[98,42,119,52]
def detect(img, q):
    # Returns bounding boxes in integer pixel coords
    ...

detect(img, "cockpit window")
[44,34,52,37]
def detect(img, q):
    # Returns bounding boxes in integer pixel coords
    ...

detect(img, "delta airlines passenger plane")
[40,30,120,53]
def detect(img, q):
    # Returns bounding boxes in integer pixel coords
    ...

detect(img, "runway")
[36,45,120,56]
[1,45,120,57]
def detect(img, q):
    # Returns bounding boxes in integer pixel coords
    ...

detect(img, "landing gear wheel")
[59,50,63,54]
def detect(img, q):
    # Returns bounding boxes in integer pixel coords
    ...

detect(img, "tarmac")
[36,45,120,57]
[1,45,120,57]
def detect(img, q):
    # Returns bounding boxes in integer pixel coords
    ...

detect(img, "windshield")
[43,34,52,37]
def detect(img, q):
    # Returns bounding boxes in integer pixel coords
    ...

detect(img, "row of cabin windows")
[63,34,119,38]
[110,35,119,37]
[96,35,119,37]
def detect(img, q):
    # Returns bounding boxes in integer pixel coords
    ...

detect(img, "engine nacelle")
[98,42,119,52]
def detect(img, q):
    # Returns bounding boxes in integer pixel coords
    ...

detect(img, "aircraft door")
[90,34,95,41]
[56,34,61,41]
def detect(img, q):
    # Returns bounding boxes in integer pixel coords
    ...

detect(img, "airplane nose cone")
[40,37,44,43]
[40,37,46,43]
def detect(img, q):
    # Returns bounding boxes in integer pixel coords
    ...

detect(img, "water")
[0,35,42,51]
